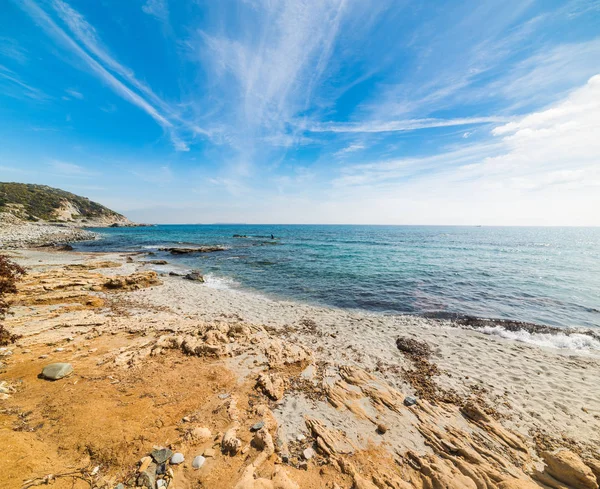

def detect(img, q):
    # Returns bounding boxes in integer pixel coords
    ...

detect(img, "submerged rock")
[41,363,73,381]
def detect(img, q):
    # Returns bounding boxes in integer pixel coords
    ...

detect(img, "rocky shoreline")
[0,248,598,488]
[0,215,97,249]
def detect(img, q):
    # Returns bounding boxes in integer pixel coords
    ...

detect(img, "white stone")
[170,452,184,465]
[192,455,206,469]
[303,447,316,460]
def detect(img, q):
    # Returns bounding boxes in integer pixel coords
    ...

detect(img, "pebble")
[39,355,49,359]
[404,396,417,407]
[21,349,31,354]
[218,393,231,399]
[90,466,99,476]
[0,382,10,394]
[54,347,65,352]
[299,461,308,470]
[303,447,316,460]
[250,421,265,432]
[170,453,184,465]
[182,416,190,422]
[114,484,125,489]
[0,349,13,357]
[192,455,206,469]
[296,434,306,442]
[41,363,73,381]
[151,448,173,464]
[377,423,388,434]
[203,448,216,457]
[156,480,167,488]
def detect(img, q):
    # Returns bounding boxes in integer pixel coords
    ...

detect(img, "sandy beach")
[1,247,599,488]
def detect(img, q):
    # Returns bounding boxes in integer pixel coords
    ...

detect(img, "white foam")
[478,325,600,352]
[203,273,239,290]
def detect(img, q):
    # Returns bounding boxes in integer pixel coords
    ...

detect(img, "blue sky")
[1,0,599,225]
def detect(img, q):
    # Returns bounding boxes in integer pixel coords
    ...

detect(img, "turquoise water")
[75,225,600,329]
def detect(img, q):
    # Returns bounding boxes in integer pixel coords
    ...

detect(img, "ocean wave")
[477,325,600,352]
[203,273,239,290]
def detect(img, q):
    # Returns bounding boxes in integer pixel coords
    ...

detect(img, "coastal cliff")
[0,182,137,248]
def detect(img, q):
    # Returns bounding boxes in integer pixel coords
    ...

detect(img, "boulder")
[41,363,73,381]
[542,450,598,489]
[185,271,205,282]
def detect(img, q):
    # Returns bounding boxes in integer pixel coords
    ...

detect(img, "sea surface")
[75,225,600,330]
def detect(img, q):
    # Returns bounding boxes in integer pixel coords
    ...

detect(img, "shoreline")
[1,247,599,487]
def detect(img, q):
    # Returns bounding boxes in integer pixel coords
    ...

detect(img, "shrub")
[0,255,25,346]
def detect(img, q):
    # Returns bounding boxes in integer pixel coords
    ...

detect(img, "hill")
[0,182,132,226]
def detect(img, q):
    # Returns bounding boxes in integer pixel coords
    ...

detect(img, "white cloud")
[142,0,169,23]
[327,74,600,225]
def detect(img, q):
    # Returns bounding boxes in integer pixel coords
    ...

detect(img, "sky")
[1,0,599,225]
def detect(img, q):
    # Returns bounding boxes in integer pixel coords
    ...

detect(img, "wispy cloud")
[0,37,28,64]
[142,0,169,23]
[15,0,204,150]
[0,64,47,100]
[309,117,509,134]
[50,160,98,176]
[334,74,600,192]
[65,87,83,99]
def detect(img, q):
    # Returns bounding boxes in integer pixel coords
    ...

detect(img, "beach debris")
[170,452,184,465]
[184,271,205,282]
[192,455,206,469]
[404,396,417,406]
[396,336,432,358]
[257,372,285,400]
[138,456,152,473]
[222,425,242,455]
[151,448,173,464]
[41,362,73,380]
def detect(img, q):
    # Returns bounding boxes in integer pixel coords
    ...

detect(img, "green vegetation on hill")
[0,182,125,222]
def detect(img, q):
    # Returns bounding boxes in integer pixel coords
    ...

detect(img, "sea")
[74,225,600,342]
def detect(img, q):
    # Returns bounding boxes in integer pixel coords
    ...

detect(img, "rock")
[114,484,125,489]
[138,456,151,473]
[0,349,13,357]
[404,396,417,406]
[156,462,166,475]
[251,421,265,432]
[151,448,174,464]
[54,347,65,352]
[38,355,48,359]
[296,434,306,442]
[218,393,231,399]
[204,448,216,457]
[299,461,308,471]
[377,423,388,434]
[222,426,242,455]
[256,372,285,400]
[192,455,206,469]
[303,447,316,460]
[189,426,212,441]
[41,363,73,380]
[169,271,184,276]
[156,479,167,488]
[185,271,205,282]
[542,449,598,489]
[159,246,226,254]
[170,452,184,465]
[137,462,157,488]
